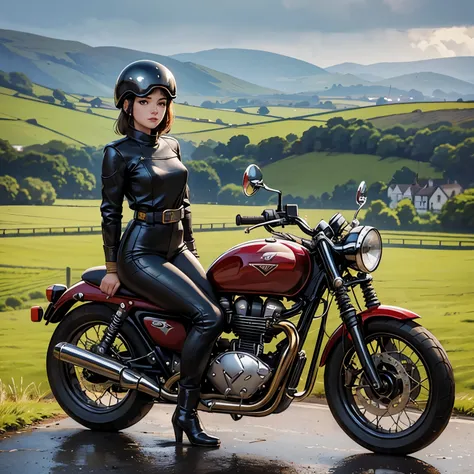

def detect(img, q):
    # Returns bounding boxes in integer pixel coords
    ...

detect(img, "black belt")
[133,206,185,224]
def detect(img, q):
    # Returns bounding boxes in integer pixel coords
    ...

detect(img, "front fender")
[319,305,420,366]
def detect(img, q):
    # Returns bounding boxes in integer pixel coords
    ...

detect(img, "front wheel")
[46,303,154,431]
[324,318,455,455]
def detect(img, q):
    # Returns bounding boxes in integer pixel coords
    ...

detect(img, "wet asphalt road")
[1,402,473,474]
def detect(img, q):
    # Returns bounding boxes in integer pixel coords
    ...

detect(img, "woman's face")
[124,88,168,134]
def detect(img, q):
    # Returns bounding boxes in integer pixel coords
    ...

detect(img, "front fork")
[317,239,385,392]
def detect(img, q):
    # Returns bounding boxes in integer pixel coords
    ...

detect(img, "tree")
[411,129,433,162]
[186,160,221,203]
[257,106,270,115]
[227,135,250,158]
[367,181,389,205]
[64,147,93,170]
[191,145,216,161]
[213,142,228,158]
[326,117,347,128]
[376,134,402,158]
[331,179,358,208]
[430,143,455,170]
[367,132,381,154]
[0,175,20,204]
[286,133,298,143]
[364,199,400,229]
[390,167,417,185]
[207,158,241,186]
[53,89,67,103]
[350,126,373,154]
[256,137,287,164]
[439,189,474,232]
[445,138,474,188]
[396,199,417,227]
[8,72,34,95]
[217,183,242,204]
[329,124,351,152]
[20,177,56,205]
[60,167,96,198]
[376,97,387,105]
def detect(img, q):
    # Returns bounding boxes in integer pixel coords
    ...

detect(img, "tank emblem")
[249,263,278,276]
[261,252,277,261]
[151,320,173,335]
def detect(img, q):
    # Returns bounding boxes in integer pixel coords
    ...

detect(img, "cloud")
[409,27,474,57]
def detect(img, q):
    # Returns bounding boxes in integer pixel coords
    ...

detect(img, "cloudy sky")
[1,0,473,67]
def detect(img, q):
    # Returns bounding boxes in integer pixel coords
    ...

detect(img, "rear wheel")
[324,318,455,455]
[46,303,154,431]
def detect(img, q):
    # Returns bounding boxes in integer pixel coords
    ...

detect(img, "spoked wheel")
[47,304,154,431]
[324,319,454,454]
[66,323,132,411]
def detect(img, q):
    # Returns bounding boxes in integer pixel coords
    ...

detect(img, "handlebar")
[235,215,267,226]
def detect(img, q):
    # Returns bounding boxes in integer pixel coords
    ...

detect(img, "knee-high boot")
[171,384,220,447]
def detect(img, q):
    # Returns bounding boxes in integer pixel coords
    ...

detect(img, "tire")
[324,318,455,455]
[46,303,154,431]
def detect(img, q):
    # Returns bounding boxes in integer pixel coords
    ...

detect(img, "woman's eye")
[139,100,148,105]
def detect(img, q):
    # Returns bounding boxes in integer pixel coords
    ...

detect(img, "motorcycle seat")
[81,266,138,298]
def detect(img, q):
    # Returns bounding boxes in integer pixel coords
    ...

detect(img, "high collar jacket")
[100,127,194,262]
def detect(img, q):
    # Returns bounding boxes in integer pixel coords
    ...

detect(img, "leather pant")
[116,220,224,387]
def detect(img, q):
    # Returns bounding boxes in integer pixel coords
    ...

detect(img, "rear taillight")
[31,306,44,322]
[46,284,68,303]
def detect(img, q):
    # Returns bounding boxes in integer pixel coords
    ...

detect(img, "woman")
[99,59,223,447]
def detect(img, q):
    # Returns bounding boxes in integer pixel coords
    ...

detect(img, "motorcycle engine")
[207,296,284,399]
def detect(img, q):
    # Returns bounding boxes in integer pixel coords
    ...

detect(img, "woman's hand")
[100,273,121,297]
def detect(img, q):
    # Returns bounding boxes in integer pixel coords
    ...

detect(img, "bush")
[38,95,55,104]
[28,290,44,300]
[4,297,22,308]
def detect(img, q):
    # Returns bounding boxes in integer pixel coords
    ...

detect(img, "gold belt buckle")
[137,211,147,221]
[162,209,176,224]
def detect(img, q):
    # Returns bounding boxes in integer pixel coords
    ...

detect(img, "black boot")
[172,385,220,447]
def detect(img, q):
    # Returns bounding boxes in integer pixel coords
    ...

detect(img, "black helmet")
[114,59,177,109]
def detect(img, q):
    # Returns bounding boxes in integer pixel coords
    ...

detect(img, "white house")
[388,179,462,214]
[413,186,449,214]
[387,184,421,209]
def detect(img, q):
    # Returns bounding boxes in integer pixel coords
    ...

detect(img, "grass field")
[303,102,474,123]
[241,107,330,118]
[371,108,474,129]
[263,152,442,198]
[2,84,474,147]
[0,228,473,413]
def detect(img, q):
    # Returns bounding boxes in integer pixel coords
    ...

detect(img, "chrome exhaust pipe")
[53,342,177,402]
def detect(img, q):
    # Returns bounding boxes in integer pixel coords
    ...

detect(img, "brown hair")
[114,93,175,141]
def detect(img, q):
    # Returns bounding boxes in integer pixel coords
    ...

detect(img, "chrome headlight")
[339,226,382,273]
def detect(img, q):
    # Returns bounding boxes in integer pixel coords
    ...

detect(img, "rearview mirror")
[356,181,367,207]
[242,164,263,197]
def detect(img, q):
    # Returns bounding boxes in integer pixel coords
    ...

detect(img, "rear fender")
[319,305,420,366]
[46,280,164,324]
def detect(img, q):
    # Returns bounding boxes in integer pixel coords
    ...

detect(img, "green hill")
[0,29,277,100]
[371,109,474,129]
[262,152,442,197]
[171,48,368,93]
[326,57,474,84]
[378,72,474,96]
[1,81,474,148]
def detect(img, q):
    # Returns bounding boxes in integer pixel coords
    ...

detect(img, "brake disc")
[355,353,411,417]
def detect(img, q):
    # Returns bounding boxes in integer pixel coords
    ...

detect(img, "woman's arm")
[176,141,199,258]
[100,145,126,272]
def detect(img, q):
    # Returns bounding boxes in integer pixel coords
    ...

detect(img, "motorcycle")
[31,164,455,454]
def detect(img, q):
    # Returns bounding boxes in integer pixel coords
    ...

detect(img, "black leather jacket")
[100,127,195,262]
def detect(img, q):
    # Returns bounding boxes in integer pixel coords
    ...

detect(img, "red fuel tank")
[207,239,312,297]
